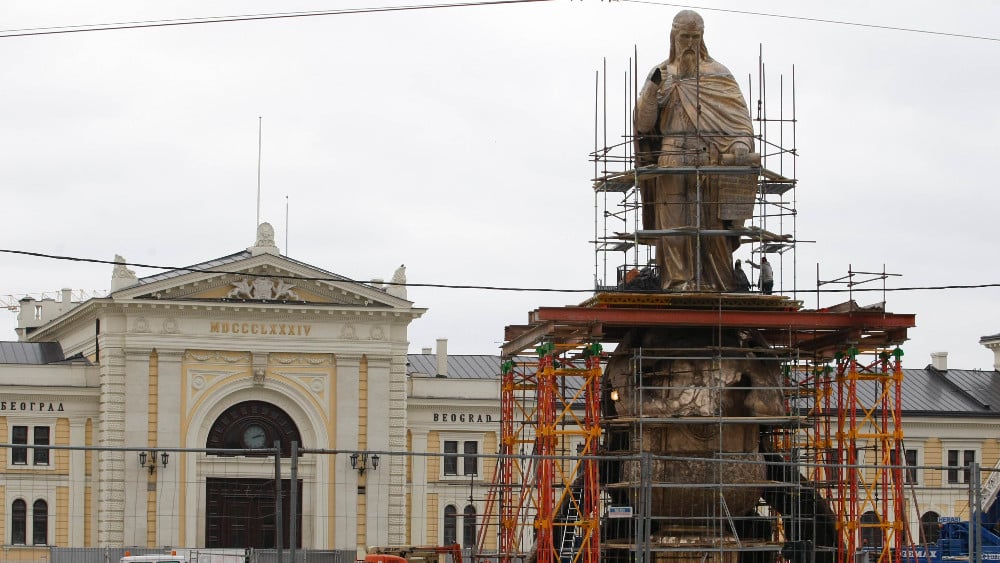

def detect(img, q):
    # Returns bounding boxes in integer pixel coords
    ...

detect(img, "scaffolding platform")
[579,291,800,311]
[503,298,914,358]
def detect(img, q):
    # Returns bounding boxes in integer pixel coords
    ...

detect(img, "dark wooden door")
[205,478,301,548]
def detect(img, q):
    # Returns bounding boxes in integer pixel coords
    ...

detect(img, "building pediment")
[111,251,409,309]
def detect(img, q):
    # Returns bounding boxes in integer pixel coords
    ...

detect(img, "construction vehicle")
[900,519,1000,563]
[365,544,463,563]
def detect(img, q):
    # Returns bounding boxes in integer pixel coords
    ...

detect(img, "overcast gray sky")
[2,0,998,369]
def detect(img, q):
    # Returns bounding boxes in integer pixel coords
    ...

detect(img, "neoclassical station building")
[0,225,501,557]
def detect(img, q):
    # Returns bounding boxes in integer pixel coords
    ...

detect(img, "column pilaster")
[335,354,361,551]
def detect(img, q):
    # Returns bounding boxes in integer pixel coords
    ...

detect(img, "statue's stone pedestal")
[650,530,741,563]
[624,449,766,519]
[604,321,787,559]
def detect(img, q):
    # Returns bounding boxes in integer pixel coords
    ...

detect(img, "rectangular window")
[947,449,976,484]
[33,427,50,466]
[12,426,28,465]
[890,448,918,484]
[463,441,478,476]
[904,449,918,484]
[443,441,458,475]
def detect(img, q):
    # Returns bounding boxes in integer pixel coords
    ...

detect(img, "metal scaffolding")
[478,299,914,563]
[477,46,915,563]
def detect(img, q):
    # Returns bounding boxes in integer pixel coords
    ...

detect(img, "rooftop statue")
[634,9,757,291]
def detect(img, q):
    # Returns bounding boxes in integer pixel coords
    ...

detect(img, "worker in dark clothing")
[733,260,751,292]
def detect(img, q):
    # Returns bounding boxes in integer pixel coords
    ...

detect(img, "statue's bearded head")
[668,9,711,76]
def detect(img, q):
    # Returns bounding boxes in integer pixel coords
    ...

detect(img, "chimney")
[436,338,448,377]
[931,352,948,371]
[61,288,73,303]
[422,347,432,354]
[981,334,1000,371]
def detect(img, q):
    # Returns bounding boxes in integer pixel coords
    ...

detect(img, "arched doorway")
[204,401,304,549]
[920,511,941,545]
[860,511,882,551]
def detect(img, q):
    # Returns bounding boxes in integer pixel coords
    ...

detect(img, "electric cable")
[1,248,998,295]
[621,0,1000,42]
[0,0,555,39]
[2,0,994,42]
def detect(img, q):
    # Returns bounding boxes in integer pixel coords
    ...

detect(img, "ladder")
[558,487,583,563]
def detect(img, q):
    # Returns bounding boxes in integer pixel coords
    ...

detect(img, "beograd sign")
[0,400,65,412]
[432,412,494,424]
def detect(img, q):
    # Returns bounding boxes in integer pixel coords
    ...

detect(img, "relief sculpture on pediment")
[227,277,301,301]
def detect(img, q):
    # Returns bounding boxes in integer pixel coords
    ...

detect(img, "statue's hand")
[721,144,760,166]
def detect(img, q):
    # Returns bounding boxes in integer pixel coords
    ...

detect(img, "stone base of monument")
[603,325,787,562]
[623,451,767,519]
[650,529,741,563]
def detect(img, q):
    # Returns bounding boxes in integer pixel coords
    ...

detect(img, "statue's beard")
[677,50,698,79]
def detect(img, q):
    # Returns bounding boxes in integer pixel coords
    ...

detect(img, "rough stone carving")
[252,368,266,386]
[227,277,301,301]
[256,223,275,247]
[340,324,357,340]
[634,9,758,292]
[111,254,138,291]
[386,264,407,299]
[604,322,785,546]
[249,222,280,256]
[273,279,301,300]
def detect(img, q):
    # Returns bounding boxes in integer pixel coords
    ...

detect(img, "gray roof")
[133,250,371,291]
[406,354,1000,417]
[921,367,1000,413]
[870,367,1000,415]
[407,354,502,379]
[136,250,251,286]
[793,366,1000,418]
[0,342,66,364]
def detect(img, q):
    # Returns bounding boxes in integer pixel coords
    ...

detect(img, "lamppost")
[349,451,380,476]
[138,450,169,475]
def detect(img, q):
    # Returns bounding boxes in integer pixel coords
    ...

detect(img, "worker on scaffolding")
[634,9,757,292]
[733,259,751,292]
[746,256,773,295]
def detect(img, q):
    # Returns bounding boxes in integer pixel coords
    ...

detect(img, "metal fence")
[41,547,356,563]
[1,444,998,563]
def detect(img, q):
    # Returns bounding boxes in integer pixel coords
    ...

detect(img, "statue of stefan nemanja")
[635,9,757,292]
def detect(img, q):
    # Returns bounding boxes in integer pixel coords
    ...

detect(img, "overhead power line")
[622,0,1000,42]
[2,248,1000,295]
[0,0,554,39]
[0,249,589,293]
[5,1,995,42]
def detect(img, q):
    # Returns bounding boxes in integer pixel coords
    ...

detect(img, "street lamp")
[138,450,169,474]
[350,452,380,475]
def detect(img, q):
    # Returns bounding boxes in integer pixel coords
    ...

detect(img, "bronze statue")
[635,9,757,291]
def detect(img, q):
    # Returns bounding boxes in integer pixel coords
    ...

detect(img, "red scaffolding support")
[832,347,905,563]
[480,294,914,563]
[484,342,604,563]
